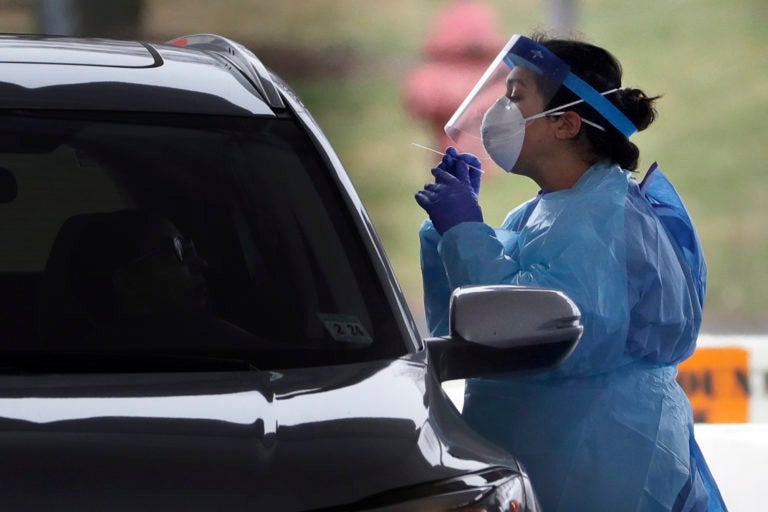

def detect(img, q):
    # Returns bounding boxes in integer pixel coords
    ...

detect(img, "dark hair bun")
[616,88,659,132]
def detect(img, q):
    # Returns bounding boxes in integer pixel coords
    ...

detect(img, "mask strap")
[523,88,620,133]
[524,88,620,122]
[545,112,607,132]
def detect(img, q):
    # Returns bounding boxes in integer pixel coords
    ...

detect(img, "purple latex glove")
[415,165,483,235]
[438,146,483,196]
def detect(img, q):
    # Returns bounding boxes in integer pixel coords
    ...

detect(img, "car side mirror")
[426,285,582,381]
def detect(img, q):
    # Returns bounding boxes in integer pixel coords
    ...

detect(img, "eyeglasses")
[123,236,198,268]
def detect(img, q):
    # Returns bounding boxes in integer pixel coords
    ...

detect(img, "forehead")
[506,66,540,89]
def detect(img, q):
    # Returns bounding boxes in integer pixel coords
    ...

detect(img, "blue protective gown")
[419,160,726,511]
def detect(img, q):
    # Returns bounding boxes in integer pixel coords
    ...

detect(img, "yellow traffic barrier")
[677,347,749,423]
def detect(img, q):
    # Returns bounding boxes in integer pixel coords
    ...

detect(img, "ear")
[553,111,583,140]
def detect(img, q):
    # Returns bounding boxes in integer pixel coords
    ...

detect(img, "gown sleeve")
[418,219,452,337]
[418,199,537,337]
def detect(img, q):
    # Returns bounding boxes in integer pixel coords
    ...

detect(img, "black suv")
[0,34,582,511]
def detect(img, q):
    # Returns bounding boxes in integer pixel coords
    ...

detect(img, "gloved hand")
[438,146,483,196]
[415,165,483,235]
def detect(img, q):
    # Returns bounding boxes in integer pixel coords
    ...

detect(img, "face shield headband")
[444,35,637,164]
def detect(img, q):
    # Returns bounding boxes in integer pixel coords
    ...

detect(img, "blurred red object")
[402,0,503,152]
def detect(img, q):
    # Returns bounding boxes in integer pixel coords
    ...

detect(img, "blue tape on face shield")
[445,35,637,172]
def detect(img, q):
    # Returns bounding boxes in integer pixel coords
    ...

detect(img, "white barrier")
[694,423,766,511]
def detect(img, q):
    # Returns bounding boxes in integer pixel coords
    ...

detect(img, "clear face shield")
[444,35,637,172]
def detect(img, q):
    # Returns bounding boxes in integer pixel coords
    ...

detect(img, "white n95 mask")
[480,97,527,173]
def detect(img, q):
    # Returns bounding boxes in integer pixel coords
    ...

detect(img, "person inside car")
[57,209,279,353]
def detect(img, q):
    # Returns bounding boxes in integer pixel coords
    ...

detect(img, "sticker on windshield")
[318,314,372,345]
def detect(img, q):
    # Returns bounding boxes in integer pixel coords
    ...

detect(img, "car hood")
[0,355,515,511]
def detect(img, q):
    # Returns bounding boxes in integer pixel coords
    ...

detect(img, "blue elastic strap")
[562,73,637,138]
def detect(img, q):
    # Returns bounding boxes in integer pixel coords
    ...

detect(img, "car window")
[0,111,406,371]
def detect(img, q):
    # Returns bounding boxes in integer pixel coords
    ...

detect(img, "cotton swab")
[410,142,485,173]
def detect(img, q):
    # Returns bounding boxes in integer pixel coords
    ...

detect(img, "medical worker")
[415,34,726,511]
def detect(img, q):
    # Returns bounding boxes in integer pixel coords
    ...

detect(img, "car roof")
[0,34,283,116]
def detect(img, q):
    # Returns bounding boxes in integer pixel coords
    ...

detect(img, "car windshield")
[0,111,407,371]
